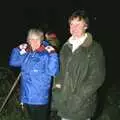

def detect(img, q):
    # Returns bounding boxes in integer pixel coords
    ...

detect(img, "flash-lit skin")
[69,17,87,39]
[27,34,41,51]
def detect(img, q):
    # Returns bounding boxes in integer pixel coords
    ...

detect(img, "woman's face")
[69,17,87,38]
[27,33,41,51]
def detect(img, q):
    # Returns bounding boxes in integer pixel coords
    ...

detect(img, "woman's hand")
[45,46,55,53]
[18,43,28,55]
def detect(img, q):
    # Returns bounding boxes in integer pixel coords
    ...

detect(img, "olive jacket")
[52,33,105,120]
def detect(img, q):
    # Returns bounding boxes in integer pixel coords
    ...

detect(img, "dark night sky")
[0,0,119,82]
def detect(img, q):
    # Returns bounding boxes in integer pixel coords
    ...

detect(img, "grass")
[0,67,29,120]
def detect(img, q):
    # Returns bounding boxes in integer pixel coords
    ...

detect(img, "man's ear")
[84,24,88,30]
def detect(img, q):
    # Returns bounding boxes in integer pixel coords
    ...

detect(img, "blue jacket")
[42,39,50,46]
[9,44,59,105]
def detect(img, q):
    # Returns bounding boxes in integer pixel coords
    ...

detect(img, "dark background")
[0,0,119,84]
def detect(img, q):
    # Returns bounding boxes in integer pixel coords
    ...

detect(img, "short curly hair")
[27,28,44,41]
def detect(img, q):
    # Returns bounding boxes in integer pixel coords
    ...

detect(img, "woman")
[9,28,59,120]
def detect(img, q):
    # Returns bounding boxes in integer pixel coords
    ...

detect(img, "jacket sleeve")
[52,45,66,87]
[9,48,26,67]
[46,52,59,76]
[75,44,106,107]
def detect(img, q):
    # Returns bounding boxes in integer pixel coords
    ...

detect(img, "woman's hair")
[27,28,44,41]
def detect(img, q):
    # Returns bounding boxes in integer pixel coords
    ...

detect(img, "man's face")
[27,34,41,50]
[69,17,87,38]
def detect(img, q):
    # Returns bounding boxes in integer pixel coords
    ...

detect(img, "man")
[53,10,105,120]
[9,28,59,120]
[45,31,60,52]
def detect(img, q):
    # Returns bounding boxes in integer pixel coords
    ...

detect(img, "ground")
[0,67,120,120]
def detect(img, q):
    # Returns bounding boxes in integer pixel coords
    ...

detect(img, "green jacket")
[52,33,105,120]
[47,38,60,52]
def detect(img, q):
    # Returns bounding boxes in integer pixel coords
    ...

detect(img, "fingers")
[45,46,55,53]
[55,84,61,88]
[18,43,28,55]
[19,43,28,50]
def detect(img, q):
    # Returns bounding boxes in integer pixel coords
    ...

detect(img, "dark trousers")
[24,104,49,120]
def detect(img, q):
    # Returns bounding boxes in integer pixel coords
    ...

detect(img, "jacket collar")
[35,45,46,52]
[81,32,93,48]
[67,32,93,48]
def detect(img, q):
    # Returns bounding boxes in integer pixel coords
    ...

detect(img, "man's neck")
[74,33,86,40]
[69,33,87,52]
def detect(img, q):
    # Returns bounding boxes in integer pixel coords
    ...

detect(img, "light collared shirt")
[68,33,87,52]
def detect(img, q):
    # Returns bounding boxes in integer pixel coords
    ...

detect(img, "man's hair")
[68,9,89,27]
[45,31,57,38]
[27,28,44,41]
